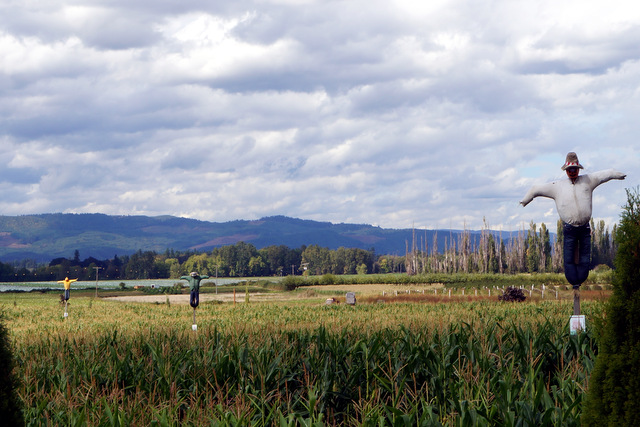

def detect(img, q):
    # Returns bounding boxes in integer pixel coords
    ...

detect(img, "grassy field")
[1,282,608,425]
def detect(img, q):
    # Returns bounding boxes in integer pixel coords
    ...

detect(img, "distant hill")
[0,213,508,263]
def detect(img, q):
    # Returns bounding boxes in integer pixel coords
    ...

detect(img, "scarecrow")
[57,277,78,317]
[180,271,210,308]
[520,152,625,289]
[57,277,78,302]
[181,272,209,329]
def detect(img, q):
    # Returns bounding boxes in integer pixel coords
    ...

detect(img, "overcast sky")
[1,0,638,232]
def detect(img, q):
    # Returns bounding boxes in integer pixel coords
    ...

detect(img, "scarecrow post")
[520,152,625,332]
[573,247,580,316]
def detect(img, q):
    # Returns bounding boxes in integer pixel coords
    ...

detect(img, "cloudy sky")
[1,0,638,232]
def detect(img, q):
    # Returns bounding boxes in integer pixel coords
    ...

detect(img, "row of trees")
[0,243,371,282]
[404,218,616,275]
[0,219,617,282]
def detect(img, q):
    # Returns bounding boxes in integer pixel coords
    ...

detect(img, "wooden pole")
[573,244,581,315]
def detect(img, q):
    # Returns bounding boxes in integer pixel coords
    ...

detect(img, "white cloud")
[0,0,638,234]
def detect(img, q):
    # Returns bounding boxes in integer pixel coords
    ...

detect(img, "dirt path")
[105,284,443,304]
[105,292,290,304]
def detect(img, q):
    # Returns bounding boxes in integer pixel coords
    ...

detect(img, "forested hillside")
[1,213,481,262]
[0,218,615,283]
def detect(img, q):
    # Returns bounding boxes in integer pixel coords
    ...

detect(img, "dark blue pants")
[190,289,199,308]
[64,289,70,301]
[563,222,591,289]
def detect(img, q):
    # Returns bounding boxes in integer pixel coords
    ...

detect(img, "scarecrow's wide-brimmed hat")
[561,152,584,170]
[190,272,198,277]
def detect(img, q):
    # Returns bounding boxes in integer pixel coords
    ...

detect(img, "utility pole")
[93,266,102,298]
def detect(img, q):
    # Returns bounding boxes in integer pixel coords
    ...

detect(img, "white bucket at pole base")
[570,315,585,335]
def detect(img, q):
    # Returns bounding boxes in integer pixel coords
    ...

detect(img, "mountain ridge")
[0,213,499,263]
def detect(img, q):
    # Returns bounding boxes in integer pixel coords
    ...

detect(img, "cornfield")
[2,294,600,425]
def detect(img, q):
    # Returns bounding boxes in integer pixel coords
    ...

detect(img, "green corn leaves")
[2,294,601,425]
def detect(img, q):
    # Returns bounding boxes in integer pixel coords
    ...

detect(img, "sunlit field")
[1,282,608,425]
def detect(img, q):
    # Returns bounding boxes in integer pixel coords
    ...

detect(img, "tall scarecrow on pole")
[180,271,209,329]
[521,152,625,315]
[57,277,78,317]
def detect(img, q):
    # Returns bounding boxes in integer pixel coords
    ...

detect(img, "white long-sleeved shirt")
[520,169,626,226]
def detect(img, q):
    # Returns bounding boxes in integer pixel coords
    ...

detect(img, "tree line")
[404,218,616,275]
[0,244,371,282]
[0,219,617,282]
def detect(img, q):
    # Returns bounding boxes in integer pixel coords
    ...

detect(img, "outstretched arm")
[588,169,626,190]
[520,182,557,207]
